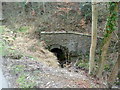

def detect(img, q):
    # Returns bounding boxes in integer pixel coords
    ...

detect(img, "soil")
[2,56,101,88]
[1,2,119,88]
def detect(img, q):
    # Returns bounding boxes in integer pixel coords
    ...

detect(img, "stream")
[0,56,8,89]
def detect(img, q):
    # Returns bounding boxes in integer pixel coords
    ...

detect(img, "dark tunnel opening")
[51,48,66,68]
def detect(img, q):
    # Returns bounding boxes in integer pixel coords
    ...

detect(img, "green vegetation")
[97,2,118,77]
[17,26,29,33]
[12,64,37,88]
[76,60,89,70]
[81,3,92,23]
[17,74,36,88]
[104,2,118,38]
[12,65,25,74]
[4,48,23,59]
[2,2,119,88]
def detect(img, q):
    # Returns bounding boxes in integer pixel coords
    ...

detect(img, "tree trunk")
[89,1,98,74]
[118,1,120,84]
[97,34,112,78]
[97,2,118,78]
[107,2,120,87]
[108,54,120,88]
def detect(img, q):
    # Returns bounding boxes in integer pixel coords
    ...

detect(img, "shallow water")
[0,57,8,89]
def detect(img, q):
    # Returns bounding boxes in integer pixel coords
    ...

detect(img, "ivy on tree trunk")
[107,2,120,88]
[97,2,118,78]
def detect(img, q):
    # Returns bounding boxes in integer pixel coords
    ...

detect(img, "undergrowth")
[16,74,36,88]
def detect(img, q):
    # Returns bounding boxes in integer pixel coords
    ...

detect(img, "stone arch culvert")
[47,44,69,68]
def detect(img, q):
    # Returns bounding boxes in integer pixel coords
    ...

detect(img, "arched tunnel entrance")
[50,48,67,68]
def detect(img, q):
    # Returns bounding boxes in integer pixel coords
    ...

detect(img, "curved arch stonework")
[40,31,103,61]
[47,44,69,60]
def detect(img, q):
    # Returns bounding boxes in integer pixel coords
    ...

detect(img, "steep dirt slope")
[2,57,100,88]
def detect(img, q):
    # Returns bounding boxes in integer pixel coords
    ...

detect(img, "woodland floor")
[2,56,108,88]
[1,3,118,87]
[0,23,112,88]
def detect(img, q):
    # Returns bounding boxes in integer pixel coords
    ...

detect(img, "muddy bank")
[2,56,98,88]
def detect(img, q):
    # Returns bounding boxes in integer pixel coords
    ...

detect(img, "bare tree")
[89,1,98,74]
[107,2,120,88]
[97,2,118,78]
